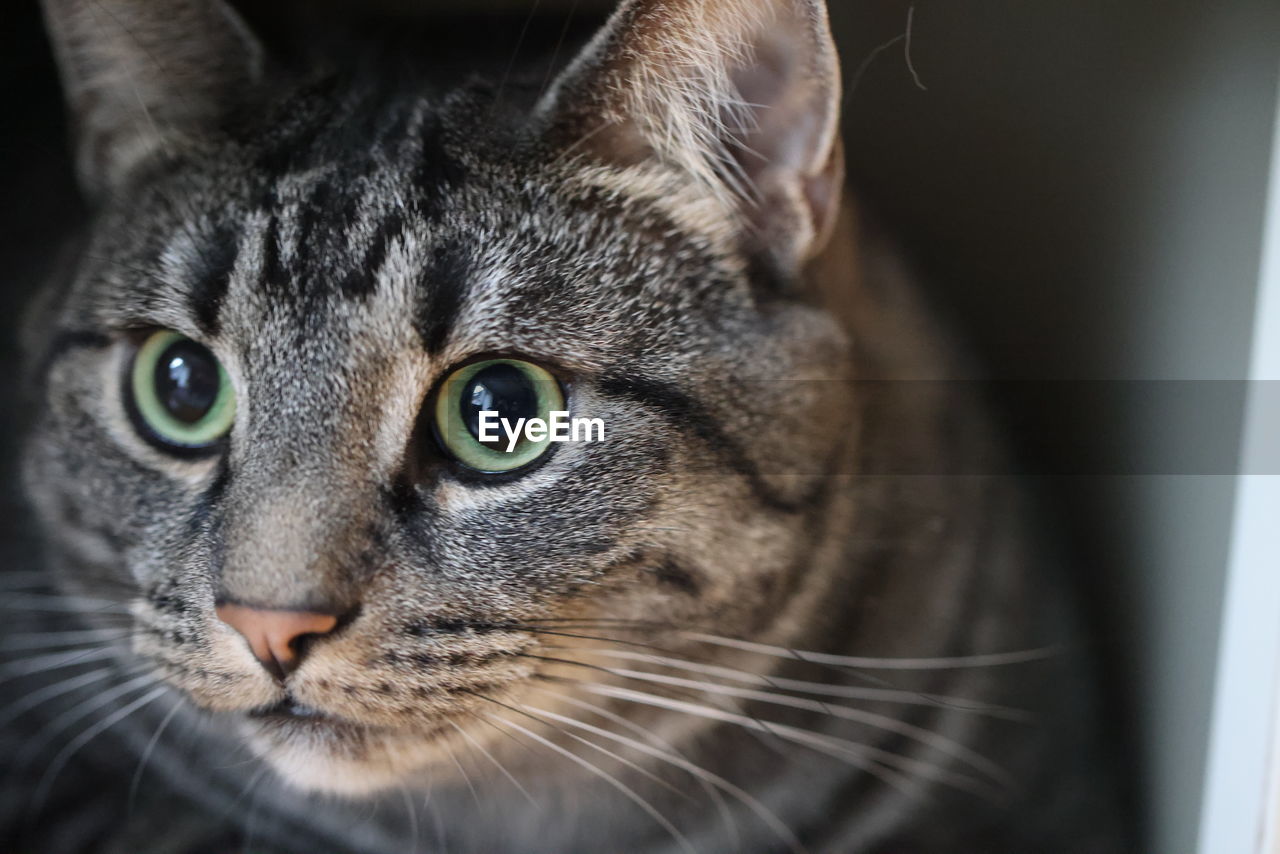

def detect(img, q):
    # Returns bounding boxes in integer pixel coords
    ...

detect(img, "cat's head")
[29,0,849,794]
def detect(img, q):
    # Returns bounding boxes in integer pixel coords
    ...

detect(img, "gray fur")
[3,0,1125,851]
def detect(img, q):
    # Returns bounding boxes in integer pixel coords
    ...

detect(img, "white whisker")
[0,666,117,728]
[681,632,1061,671]
[448,719,538,809]
[33,683,168,811]
[546,645,1029,721]
[478,710,697,854]
[540,690,742,851]
[0,647,118,684]
[475,691,688,800]
[0,628,130,651]
[527,652,841,764]
[128,696,184,811]
[1,593,130,614]
[530,711,692,801]
[400,786,421,854]
[525,696,806,854]
[440,737,482,808]
[230,764,270,812]
[424,785,449,854]
[550,659,1010,786]
[569,680,998,799]
[11,670,156,778]
[240,765,269,853]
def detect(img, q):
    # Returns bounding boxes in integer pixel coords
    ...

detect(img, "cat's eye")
[129,330,236,451]
[433,358,564,473]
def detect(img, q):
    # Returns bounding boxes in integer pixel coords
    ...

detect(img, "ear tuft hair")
[540,0,844,269]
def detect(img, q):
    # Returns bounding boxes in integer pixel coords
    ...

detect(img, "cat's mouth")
[236,689,471,795]
[249,696,364,730]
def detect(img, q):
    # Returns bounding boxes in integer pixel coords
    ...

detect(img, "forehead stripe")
[415,243,472,356]
[598,373,831,515]
[261,214,289,295]
[340,209,405,298]
[187,222,241,337]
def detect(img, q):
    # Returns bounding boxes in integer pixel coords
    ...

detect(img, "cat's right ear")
[40,0,264,199]
[537,0,844,273]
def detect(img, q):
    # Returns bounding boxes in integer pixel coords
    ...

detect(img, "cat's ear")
[538,0,843,270]
[40,0,264,197]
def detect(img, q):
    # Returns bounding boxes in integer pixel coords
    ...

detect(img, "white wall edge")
[1196,60,1280,854]
[1268,697,1280,854]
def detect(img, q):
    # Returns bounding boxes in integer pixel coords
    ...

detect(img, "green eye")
[433,358,565,473]
[129,330,236,451]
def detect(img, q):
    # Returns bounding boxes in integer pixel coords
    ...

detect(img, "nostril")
[215,603,343,677]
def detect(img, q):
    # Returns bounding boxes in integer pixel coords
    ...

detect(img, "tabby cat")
[0,0,1125,851]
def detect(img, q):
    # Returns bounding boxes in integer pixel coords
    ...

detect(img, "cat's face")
[29,0,846,793]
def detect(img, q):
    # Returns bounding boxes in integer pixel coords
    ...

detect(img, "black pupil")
[461,364,539,449]
[154,340,221,424]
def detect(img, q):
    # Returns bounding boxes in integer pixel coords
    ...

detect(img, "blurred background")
[831,5,1279,854]
[4,1,1279,851]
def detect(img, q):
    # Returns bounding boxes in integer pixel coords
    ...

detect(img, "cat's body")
[1,2,1125,852]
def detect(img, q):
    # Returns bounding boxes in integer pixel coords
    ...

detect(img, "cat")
[0,0,1128,851]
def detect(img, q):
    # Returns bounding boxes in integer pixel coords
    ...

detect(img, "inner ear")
[538,0,844,270]
[723,15,845,263]
[731,26,825,173]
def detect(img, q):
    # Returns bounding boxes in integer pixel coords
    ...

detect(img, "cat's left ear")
[40,0,264,198]
[538,0,843,270]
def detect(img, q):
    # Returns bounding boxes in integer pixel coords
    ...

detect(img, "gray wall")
[829,2,1280,852]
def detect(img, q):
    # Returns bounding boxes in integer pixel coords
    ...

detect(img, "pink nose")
[215,603,339,676]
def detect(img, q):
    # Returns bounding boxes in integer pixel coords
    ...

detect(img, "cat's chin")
[242,715,448,796]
